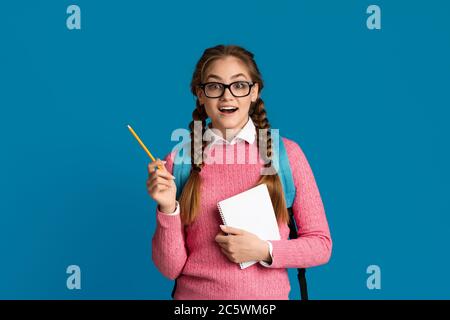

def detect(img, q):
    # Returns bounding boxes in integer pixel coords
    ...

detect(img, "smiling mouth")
[218,106,239,114]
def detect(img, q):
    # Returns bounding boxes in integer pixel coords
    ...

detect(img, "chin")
[218,118,242,127]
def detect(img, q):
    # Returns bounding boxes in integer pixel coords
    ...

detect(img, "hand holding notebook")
[217,183,281,269]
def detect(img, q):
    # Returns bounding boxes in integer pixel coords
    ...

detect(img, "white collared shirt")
[205,117,256,146]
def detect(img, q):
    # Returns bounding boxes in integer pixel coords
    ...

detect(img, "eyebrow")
[205,73,248,81]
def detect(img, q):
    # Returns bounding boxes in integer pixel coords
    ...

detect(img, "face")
[196,56,259,139]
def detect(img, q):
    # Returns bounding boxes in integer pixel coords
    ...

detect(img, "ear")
[251,83,259,102]
[196,86,205,105]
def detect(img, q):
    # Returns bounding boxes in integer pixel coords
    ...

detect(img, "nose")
[220,86,234,99]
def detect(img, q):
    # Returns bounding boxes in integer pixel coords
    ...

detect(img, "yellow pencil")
[127,124,163,170]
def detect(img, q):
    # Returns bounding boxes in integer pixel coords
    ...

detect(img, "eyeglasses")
[199,81,255,98]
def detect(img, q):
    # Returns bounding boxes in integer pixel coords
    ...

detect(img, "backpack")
[170,135,308,300]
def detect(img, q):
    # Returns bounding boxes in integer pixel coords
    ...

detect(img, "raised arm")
[149,152,188,279]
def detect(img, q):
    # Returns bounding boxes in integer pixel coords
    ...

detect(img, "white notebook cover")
[217,183,281,269]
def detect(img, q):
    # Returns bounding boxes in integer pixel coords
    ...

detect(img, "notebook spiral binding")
[217,202,245,268]
[217,202,227,227]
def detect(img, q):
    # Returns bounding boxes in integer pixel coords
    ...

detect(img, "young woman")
[147,45,332,300]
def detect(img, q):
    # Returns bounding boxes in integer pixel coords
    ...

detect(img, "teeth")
[219,106,238,111]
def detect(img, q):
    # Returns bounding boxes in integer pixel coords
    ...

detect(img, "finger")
[148,180,173,195]
[149,175,172,189]
[220,225,245,235]
[148,159,167,173]
[148,183,164,194]
[221,247,231,255]
[147,170,175,190]
[148,159,164,173]
[148,160,166,174]
[221,248,234,260]
[215,234,229,244]
[148,175,174,188]
[216,240,228,249]
[148,169,175,183]
[149,183,169,194]
[148,169,175,184]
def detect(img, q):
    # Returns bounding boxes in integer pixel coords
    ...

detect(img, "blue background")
[0,0,449,299]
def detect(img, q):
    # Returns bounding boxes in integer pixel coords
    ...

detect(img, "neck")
[210,117,249,142]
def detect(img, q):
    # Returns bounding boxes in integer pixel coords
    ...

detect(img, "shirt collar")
[205,117,256,146]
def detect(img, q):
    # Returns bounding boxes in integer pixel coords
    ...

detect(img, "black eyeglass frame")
[198,81,255,98]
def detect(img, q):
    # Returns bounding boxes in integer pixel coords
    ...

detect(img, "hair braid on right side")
[250,98,289,224]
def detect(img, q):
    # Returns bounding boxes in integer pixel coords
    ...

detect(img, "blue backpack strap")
[271,132,296,208]
[272,132,307,300]
[173,142,192,200]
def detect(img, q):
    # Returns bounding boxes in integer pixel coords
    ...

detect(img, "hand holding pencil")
[127,124,177,214]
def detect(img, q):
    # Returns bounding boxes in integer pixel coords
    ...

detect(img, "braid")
[250,98,273,169]
[251,97,289,224]
[179,100,208,225]
[189,100,208,172]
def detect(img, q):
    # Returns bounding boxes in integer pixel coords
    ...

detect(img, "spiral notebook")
[217,183,281,269]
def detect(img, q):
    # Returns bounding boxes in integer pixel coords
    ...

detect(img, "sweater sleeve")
[151,151,188,280]
[267,138,332,269]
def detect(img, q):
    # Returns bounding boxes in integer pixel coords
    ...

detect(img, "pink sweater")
[151,137,332,300]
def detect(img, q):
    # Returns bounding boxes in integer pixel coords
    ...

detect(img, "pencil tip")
[127,124,131,128]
